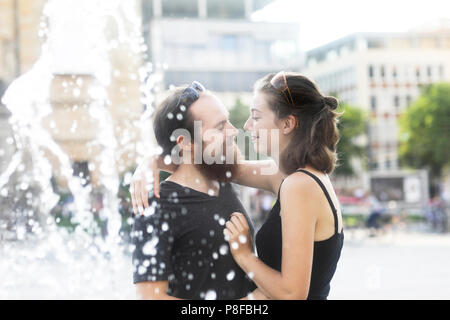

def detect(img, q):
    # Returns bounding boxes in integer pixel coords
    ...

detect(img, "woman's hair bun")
[324,96,338,110]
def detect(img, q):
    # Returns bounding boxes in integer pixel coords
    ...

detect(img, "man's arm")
[135,281,182,300]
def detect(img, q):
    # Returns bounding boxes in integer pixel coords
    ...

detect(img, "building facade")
[142,0,301,104]
[302,30,450,172]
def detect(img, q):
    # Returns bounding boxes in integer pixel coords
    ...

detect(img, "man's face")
[188,92,239,181]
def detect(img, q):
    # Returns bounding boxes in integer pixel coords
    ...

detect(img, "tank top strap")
[295,169,339,234]
[276,178,286,200]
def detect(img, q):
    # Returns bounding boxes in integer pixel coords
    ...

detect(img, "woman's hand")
[129,155,160,216]
[224,212,253,265]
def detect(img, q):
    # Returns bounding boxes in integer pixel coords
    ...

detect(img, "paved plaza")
[1,226,449,299]
[329,228,450,299]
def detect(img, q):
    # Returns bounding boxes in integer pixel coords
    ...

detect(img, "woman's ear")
[283,115,298,135]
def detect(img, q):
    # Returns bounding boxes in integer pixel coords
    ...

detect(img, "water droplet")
[231,242,239,250]
[208,189,215,196]
[143,206,155,217]
[142,236,159,255]
[219,218,225,226]
[219,245,228,255]
[212,252,218,260]
[161,222,169,231]
[167,112,174,119]
[164,155,172,165]
[138,266,147,275]
[205,290,217,300]
[146,225,154,233]
[239,235,247,244]
[176,113,183,120]
[73,88,81,97]
[180,105,186,112]
[226,270,235,281]
[226,171,232,178]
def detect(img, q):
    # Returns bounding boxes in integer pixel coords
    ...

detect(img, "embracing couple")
[129,71,344,300]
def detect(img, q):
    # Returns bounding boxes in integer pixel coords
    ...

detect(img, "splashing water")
[0,0,155,299]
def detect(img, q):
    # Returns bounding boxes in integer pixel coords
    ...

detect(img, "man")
[131,82,257,299]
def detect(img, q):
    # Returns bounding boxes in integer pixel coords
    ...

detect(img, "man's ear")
[176,134,192,151]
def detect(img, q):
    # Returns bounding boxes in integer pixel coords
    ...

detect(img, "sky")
[252,0,450,51]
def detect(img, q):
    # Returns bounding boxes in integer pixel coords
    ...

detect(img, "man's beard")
[195,139,238,183]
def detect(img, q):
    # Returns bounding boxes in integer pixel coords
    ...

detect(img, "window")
[394,95,400,108]
[380,65,385,78]
[368,65,374,79]
[220,34,237,51]
[370,96,377,112]
[386,159,391,169]
[439,65,445,78]
[416,66,421,78]
[392,67,397,79]
[207,0,245,19]
[427,65,432,77]
[162,0,198,18]
[406,95,412,107]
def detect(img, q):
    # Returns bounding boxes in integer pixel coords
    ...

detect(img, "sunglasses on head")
[175,81,206,111]
[270,71,299,127]
[270,71,295,107]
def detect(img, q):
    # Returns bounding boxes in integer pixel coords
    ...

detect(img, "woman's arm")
[130,150,284,214]
[225,174,319,300]
[129,154,177,215]
[241,288,270,300]
[232,158,285,195]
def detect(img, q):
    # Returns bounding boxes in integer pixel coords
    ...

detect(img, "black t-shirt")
[132,180,256,300]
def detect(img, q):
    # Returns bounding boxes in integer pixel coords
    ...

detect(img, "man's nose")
[226,122,239,137]
[243,118,251,132]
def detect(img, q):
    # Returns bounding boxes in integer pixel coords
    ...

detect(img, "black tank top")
[255,169,344,300]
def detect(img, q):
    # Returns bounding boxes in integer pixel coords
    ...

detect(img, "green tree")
[334,103,368,176]
[229,98,262,160]
[228,98,250,130]
[399,83,450,185]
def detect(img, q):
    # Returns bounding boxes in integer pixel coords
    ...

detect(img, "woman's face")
[244,91,282,157]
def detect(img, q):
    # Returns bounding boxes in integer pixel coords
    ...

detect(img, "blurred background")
[0,0,449,299]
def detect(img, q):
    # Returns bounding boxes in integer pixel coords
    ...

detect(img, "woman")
[223,71,344,300]
[131,71,344,300]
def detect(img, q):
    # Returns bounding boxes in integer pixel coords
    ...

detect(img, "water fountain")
[0,0,153,299]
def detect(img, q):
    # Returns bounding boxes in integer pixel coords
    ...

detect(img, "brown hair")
[153,86,197,157]
[254,72,341,174]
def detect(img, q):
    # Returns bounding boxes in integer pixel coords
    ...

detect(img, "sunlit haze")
[252,0,450,51]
